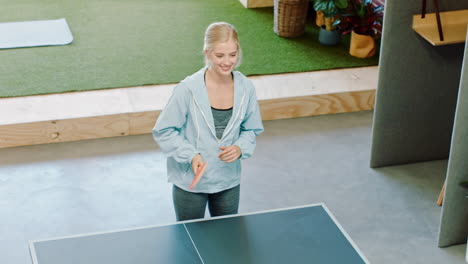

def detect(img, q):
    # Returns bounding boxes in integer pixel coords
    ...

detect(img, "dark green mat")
[0,0,378,98]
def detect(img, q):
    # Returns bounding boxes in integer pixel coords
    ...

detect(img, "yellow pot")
[349,31,376,58]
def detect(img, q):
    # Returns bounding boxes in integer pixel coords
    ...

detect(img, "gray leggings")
[172,184,240,221]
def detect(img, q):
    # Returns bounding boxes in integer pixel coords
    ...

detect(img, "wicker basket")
[274,0,309,38]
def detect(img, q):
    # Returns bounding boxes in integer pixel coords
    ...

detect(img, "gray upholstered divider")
[370,0,468,168]
[438,31,468,247]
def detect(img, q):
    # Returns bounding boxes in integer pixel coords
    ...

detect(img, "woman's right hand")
[191,154,205,174]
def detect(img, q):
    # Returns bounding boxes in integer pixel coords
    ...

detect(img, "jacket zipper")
[219,92,245,144]
[191,95,218,141]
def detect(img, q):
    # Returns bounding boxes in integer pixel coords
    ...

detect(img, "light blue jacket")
[153,67,264,193]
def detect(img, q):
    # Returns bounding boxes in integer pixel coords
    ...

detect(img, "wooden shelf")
[412,9,468,46]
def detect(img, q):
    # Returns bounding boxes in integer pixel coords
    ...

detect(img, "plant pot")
[318,26,341,46]
[349,31,376,58]
[274,0,309,38]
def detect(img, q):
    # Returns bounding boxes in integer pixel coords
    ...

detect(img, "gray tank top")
[211,106,233,139]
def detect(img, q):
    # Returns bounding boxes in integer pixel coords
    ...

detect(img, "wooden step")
[0,66,378,149]
[239,0,273,8]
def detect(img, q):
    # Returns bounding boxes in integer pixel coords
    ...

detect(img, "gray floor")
[0,111,466,264]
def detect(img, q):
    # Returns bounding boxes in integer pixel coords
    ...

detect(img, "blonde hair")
[203,22,242,68]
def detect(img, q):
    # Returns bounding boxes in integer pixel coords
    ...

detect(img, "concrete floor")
[0,111,466,264]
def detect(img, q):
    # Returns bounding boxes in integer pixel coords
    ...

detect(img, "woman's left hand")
[218,145,241,163]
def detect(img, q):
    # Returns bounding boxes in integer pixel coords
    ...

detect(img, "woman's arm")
[233,80,264,160]
[152,83,199,163]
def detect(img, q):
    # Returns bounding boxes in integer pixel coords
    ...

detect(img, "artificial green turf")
[0,0,378,98]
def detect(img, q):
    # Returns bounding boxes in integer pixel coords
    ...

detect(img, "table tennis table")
[29,203,369,264]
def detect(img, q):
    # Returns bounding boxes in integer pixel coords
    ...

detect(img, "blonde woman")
[153,22,263,221]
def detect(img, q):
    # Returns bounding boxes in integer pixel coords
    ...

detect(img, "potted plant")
[338,0,383,58]
[313,0,348,45]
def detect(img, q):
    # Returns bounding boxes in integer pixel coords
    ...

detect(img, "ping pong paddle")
[189,162,207,190]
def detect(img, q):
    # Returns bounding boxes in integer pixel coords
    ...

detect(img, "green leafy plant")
[313,0,348,31]
[336,0,384,38]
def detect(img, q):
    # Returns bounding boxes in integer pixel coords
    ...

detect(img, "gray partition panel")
[438,31,468,247]
[185,206,366,264]
[370,0,468,167]
[31,224,202,264]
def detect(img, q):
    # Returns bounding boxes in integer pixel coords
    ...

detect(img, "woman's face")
[206,40,238,76]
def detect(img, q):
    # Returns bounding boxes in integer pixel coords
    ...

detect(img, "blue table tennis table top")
[29,203,369,264]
